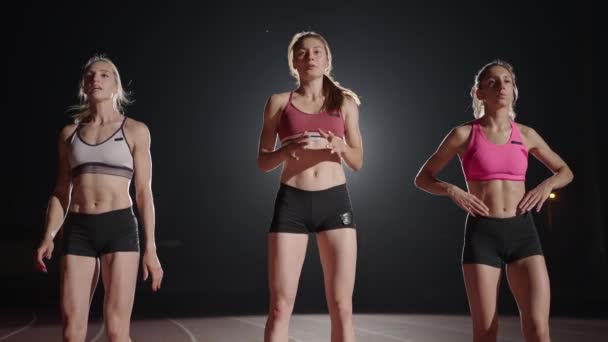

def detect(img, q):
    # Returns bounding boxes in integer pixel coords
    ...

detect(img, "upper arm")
[128,120,153,196]
[258,93,286,154]
[54,125,75,196]
[342,95,362,149]
[417,125,471,178]
[520,124,569,173]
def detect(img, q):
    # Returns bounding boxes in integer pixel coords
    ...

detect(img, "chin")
[498,101,513,109]
[300,70,323,78]
[89,95,112,103]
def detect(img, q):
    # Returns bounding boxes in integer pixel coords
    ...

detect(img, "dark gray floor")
[1,312,607,341]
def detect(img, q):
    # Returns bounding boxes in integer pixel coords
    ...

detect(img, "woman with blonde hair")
[35,55,163,342]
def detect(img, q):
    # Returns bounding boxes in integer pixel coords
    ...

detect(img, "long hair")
[287,31,360,112]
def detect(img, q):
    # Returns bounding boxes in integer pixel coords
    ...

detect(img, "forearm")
[43,193,70,240]
[257,147,287,172]
[136,193,157,252]
[543,165,574,190]
[414,172,457,196]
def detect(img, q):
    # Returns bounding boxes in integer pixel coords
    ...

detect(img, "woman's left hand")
[319,128,347,154]
[143,249,164,292]
[518,180,553,212]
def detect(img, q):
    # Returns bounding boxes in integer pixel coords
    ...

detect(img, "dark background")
[4,1,602,319]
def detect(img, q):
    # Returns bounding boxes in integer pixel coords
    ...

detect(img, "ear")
[475,87,484,101]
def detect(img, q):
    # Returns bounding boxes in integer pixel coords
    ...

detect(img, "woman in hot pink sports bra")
[257,31,363,342]
[415,60,573,342]
[35,55,163,342]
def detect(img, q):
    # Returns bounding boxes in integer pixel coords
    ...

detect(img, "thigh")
[267,233,309,301]
[61,255,100,320]
[462,264,502,329]
[316,228,357,302]
[506,255,551,320]
[100,252,140,318]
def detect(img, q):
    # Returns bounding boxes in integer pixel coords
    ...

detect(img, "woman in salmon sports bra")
[35,55,163,342]
[257,31,363,342]
[415,60,573,342]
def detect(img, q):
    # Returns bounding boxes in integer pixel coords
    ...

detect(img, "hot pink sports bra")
[460,120,528,182]
[277,92,345,145]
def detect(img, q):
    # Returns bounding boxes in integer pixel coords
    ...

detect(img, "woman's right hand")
[35,238,54,273]
[447,185,490,217]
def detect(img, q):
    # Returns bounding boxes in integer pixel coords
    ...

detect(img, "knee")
[524,318,550,341]
[105,315,130,342]
[329,298,353,322]
[269,297,295,322]
[63,316,87,341]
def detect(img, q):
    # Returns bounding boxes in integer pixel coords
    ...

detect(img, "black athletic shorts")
[462,212,543,267]
[62,207,140,257]
[270,183,356,234]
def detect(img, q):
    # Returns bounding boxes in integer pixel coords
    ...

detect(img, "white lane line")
[167,318,198,342]
[89,321,105,342]
[231,317,305,342]
[0,313,37,341]
[299,315,414,342]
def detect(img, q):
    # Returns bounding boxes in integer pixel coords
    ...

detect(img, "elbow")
[558,165,574,185]
[567,167,574,184]
[414,172,427,190]
[414,175,422,189]
[351,160,363,172]
[52,186,71,205]
[257,158,271,173]
[135,191,153,207]
[257,153,269,172]
[348,151,363,171]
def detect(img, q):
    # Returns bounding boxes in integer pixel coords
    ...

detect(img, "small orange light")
[549,193,556,199]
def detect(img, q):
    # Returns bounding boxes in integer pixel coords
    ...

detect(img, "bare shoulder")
[268,91,291,107]
[125,117,149,133]
[265,92,291,119]
[451,121,474,141]
[514,122,537,137]
[270,91,291,102]
[342,95,359,114]
[59,123,78,141]
[515,122,546,149]
[124,117,151,142]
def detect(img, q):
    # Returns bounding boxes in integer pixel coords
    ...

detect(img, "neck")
[481,108,511,128]
[298,77,325,100]
[90,100,121,124]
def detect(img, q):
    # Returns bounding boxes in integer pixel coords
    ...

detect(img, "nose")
[306,51,315,61]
